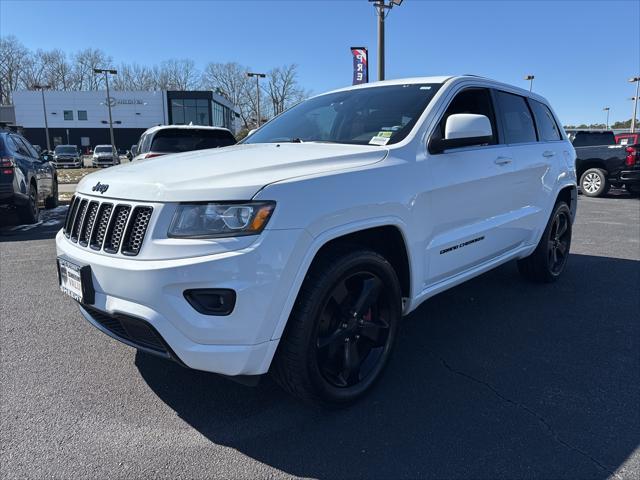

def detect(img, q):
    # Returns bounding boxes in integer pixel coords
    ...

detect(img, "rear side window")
[494,91,537,144]
[572,132,615,147]
[150,129,236,153]
[529,100,562,141]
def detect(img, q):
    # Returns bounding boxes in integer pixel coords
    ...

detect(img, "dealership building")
[9,89,240,151]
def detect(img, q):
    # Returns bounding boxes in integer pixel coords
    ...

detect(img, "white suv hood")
[76,143,387,202]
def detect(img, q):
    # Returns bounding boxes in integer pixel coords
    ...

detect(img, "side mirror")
[40,154,52,162]
[131,145,137,156]
[430,113,493,153]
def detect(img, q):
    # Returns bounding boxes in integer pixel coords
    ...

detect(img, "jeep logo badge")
[92,182,109,194]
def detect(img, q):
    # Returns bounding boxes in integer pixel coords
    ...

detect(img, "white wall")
[13,90,166,129]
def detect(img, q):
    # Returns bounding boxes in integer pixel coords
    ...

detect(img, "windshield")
[244,83,442,146]
[150,129,236,153]
[55,146,77,154]
[94,146,113,153]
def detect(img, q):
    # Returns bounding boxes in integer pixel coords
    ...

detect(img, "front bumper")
[56,226,310,376]
[54,159,82,168]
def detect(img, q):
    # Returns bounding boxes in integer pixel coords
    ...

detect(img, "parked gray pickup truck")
[569,130,640,197]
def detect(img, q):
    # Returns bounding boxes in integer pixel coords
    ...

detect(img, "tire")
[18,183,39,224]
[271,248,402,406]
[517,201,572,283]
[625,184,640,196]
[44,179,58,209]
[579,168,609,197]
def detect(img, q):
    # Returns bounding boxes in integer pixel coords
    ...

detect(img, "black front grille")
[64,196,152,256]
[82,305,170,356]
[79,201,99,246]
[122,207,153,256]
[71,199,89,242]
[90,203,113,250]
[103,205,131,253]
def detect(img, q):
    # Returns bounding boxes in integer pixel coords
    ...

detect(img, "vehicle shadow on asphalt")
[135,253,639,479]
[0,205,68,242]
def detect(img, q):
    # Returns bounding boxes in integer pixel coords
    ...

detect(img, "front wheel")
[580,168,609,197]
[272,248,402,406]
[517,201,572,283]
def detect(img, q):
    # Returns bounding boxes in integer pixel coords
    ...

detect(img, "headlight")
[168,201,276,238]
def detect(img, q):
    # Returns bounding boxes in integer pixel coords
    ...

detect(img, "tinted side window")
[530,100,562,141]
[434,88,498,146]
[10,135,30,156]
[572,132,615,147]
[494,91,537,144]
[20,137,39,158]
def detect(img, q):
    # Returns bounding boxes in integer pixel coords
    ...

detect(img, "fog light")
[184,289,236,316]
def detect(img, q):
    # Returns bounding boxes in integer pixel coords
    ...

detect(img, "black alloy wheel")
[315,271,392,388]
[272,249,402,405]
[547,207,571,276]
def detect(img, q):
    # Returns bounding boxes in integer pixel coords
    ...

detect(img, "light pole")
[247,72,266,127]
[369,0,403,81]
[603,107,610,129]
[94,68,117,150]
[524,75,535,92]
[32,84,51,151]
[629,76,640,133]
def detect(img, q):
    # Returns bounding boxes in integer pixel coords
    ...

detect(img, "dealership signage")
[350,47,369,85]
[106,96,145,107]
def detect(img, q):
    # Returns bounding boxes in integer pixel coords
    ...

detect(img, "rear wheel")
[44,179,58,209]
[517,202,572,283]
[579,168,609,197]
[272,248,402,406]
[18,183,39,224]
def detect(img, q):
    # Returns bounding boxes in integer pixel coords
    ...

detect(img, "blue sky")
[1,0,638,125]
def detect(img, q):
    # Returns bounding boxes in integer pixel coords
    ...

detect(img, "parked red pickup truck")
[615,132,640,146]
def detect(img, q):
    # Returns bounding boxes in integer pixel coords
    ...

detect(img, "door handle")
[542,150,555,158]
[494,157,512,166]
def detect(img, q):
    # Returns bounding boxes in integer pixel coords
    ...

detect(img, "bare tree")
[201,62,254,128]
[72,48,112,90]
[160,59,199,90]
[266,64,308,117]
[0,35,30,103]
[112,62,155,91]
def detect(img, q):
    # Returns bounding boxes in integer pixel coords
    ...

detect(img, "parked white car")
[92,145,120,167]
[132,125,236,161]
[56,76,577,405]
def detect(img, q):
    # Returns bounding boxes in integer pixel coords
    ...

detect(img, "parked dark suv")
[53,144,82,169]
[0,130,58,223]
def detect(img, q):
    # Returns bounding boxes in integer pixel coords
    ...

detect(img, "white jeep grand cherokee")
[56,76,577,405]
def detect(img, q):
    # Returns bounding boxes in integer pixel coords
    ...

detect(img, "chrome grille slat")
[64,195,152,256]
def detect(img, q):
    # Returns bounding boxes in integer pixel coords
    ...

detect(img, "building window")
[78,110,88,121]
[171,98,210,126]
[212,101,225,127]
[63,110,74,121]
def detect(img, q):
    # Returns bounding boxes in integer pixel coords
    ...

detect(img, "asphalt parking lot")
[1,192,639,479]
